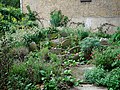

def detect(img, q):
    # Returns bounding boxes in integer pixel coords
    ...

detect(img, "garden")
[0,2,120,90]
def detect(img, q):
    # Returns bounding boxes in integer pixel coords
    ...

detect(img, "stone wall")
[22,0,120,28]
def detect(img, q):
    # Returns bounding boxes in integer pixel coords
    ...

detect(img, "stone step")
[71,84,107,90]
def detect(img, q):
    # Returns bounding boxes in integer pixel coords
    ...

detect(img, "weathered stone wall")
[22,0,120,28]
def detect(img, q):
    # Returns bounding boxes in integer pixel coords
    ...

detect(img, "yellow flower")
[12,17,17,22]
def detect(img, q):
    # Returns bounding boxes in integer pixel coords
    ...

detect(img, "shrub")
[103,67,120,90]
[80,38,100,52]
[84,67,120,90]
[0,0,20,8]
[84,67,106,85]
[8,75,37,90]
[0,38,14,90]
[95,31,111,38]
[75,28,89,40]
[0,4,38,37]
[26,5,37,21]
[50,10,69,27]
[23,30,44,46]
[111,27,120,42]
[10,46,29,61]
[94,47,120,70]
[0,4,22,35]
[80,37,101,60]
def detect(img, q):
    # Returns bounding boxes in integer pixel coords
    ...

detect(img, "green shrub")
[84,67,120,90]
[43,27,59,34]
[103,67,120,90]
[80,37,100,51]
[50,10,69,27]
[8,75,37,90]
[78,30,89,40]
[0,4,39,40]
[95,31,111,38]
[26,5,37,21]
[0,4,22,35]
[23,30,44,46]
[0,0,20,8]
[94,47,120,70]
[80,37,101,60]
[84,67,106,85]
[111,27,120,42]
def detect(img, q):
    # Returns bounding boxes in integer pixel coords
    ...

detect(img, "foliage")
[8,75,37,90]
[80,37,100,52]
[0,4,22,34]
[0,4,38,38]
[77,29,89,40]
[63,59,79,67]
[84,67,106,85]
[1,3,120,90]
[0,0,20,8]
[103,67,120,90]
[50,10,69,27]
[95,31,111,38]
[79,37,101,60]
[0,39,13,89]
[26,5,37,21]
[84,67,120,90]
[23,30,44,46]
[94,47,120,70]
[44,27,59,34]
[111,27,120,42]
[8,48,79,90]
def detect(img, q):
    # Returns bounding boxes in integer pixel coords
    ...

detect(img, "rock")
[50,48,64,54]
[29,42,37,51]
[59,31,68,37]
[47,33,58,40]
[100,38,109,45]
[61,39,71,48]
[50,37,65,47]
[68,46,81,54]
[57,27,64,30]
[71,84,107,90]
[73,53,80,60]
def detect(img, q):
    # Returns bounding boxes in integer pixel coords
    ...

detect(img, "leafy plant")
[77,30,89,40]
[23,30,44,46]
[111,27,120,42]
[80,37,101,60]
[103,67,120,90]
[26,5,37,21]
[84,67,106,85]
[94,47,120,70]
[63,59,79,67]
[84,67,120,90]
[50,10,69,27]
[8,75,37,90]
[0,0,20,8]
[0,4,22,35]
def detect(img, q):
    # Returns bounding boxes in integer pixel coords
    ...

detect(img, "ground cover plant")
[0,3,120,90]
[84,46,120,90]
